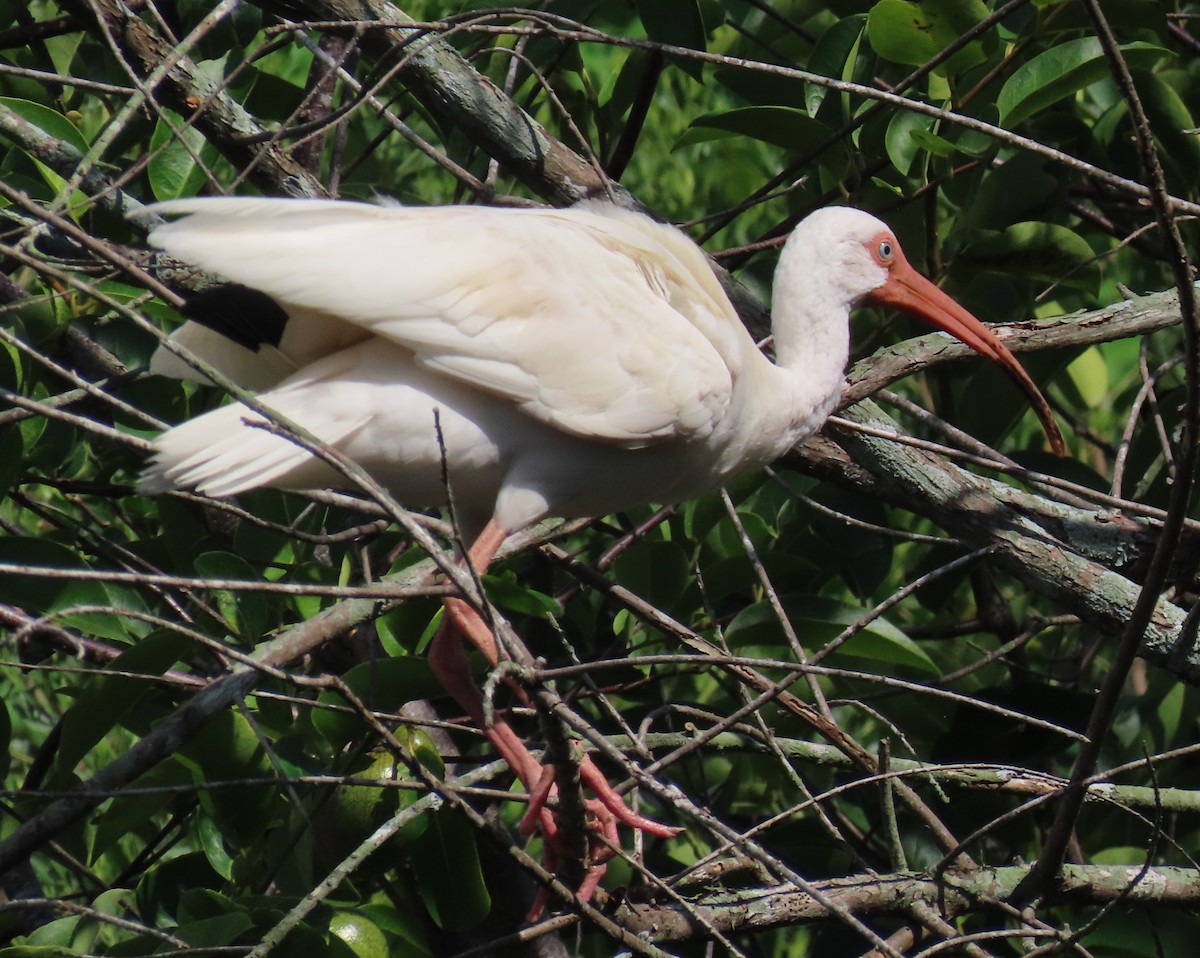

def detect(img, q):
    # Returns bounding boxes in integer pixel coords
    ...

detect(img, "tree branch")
[614,864,1200,941]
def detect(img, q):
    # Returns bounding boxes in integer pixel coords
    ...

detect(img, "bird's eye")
[877,240,893,261]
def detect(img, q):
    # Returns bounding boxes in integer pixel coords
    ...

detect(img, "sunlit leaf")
[360,902,433,958]
[330,911,389,958]
[0,97,92,212]
[866,0,990,75]
[997,38,1169,127]
[1066,347,1108,409]
[0,97,87,153]
[149,108,222,200]
[885,110,936,176]
[1155,680,1186,745]
[0,538,134,642]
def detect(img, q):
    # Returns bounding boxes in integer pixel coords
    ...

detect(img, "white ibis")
[140,197,1065,905]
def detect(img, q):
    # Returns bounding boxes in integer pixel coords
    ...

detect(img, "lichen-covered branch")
[614,864,1200,941]
[802,403,1198,681]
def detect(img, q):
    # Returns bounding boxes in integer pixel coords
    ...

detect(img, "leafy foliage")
[1,1,1199,956]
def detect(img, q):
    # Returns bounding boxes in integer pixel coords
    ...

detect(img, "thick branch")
[71,0,324,198]
[265,0,633,206]
[846,286,1185,404]
[798,403,1197,681]
[615,864,1200,941]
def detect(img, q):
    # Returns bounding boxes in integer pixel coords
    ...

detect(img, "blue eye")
[877,240,893,260]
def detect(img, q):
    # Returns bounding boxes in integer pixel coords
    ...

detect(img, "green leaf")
[0,427,24,504]
[193,551,269,642]
[312,657,439,745]
[0,538,133,642]
[866,0,990,76]
[636,0,707,57]
[412,810,490,930]
[71,889,136,954]
[51,632,193,787]
[177,711,274,849]
[0,703,10,783]
[0,97,89,153]
[136,853,224,926]
[360,902,433,958]
[908,128,957,157]
[197,813,236,881]
[374,600,441,657]
[679,107,852,175]
[997,38,1169,127]
[0,328,24,393]
[92,762,191,862]
[610,539,691,615]
[955,152,1060,230]
[1155,680,1185,745]
[482,571,562,617]
[956,222,1099,290]
[0,98,91,210]
[1090,846,1154,866]
[1066,347,1108,409]
[23,916,80,948]
[329,912,389,958]
[1135,70,1200,190]
[885,110,936,176]
[175,913,256,948]
[179,709,267,772]
[806,15,867,116]
[711,64,808,109]
[148,108,222,200]
[725,595,938,674]
[634,0,707,81]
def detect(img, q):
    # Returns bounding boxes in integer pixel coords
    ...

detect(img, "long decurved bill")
[867,259,1066,457]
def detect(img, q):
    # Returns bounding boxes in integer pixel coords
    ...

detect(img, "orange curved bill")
[867,261,1067,457]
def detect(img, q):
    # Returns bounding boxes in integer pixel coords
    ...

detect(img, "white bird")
[141,197,1064,903]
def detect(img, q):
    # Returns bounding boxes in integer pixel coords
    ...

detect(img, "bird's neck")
[770,261,852,426]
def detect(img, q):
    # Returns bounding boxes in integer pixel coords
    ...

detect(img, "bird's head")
[783,207,904,305]
[784,207,1066,456]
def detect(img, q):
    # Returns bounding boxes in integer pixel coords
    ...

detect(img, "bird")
[140,196,1065,906]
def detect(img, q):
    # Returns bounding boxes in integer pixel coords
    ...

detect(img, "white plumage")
[142,198,1062,531]
[140,197,1063,905]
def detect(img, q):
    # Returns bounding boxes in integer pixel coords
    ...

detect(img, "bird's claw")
[517,752,682,921]
[430,594,679,918]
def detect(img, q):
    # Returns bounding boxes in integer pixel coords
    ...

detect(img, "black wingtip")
[183,283,288,353]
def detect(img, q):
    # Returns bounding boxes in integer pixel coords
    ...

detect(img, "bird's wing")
[147,198,747,446]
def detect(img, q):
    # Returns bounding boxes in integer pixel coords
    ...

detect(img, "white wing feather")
[147,198,745,446]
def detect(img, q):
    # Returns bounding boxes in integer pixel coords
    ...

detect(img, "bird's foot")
[428,589,680,915]
[518,752,681,921]
[518,751,678,840]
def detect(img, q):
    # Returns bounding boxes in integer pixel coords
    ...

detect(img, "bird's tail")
[138,401,361,498]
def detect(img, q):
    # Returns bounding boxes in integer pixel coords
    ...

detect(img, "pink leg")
[427,518,680,915]
[442,586,679,839]
[427,615,556,838]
